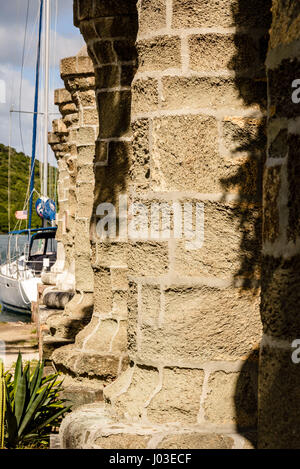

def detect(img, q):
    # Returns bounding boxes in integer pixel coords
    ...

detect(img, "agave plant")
[4,353,71,449]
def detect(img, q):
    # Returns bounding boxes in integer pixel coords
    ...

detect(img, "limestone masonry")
[35,0,300,449]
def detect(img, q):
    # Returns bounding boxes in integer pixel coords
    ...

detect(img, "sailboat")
[0,0,57,315]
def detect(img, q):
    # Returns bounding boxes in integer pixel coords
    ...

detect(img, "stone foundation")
[55,0,273,448]
[37,0,300,449]
[258,0,300,449]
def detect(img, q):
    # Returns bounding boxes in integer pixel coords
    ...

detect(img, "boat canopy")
[8,227,57,236]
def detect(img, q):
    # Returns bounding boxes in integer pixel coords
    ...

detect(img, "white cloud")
[0,0,85,164]
[0,64,59,168]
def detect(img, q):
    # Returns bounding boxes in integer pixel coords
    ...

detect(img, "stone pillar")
[49,7,137,385]
[45,47,96,345]
[56,47,96,334]
[60,0,271,449]
[47,88,77,293]
[258,0,300,449]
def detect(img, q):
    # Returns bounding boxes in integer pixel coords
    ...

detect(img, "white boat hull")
[0,269,41,315]
[0,229,57,315]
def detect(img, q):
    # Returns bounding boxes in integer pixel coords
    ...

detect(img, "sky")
[0,0,84,167]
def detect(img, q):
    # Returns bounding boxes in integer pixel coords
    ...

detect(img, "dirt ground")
[0,321,39,370]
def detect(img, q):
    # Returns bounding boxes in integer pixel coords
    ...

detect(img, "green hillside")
[0,144,57,234]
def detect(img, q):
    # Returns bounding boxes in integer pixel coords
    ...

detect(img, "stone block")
[263,165,281,243]
[112,290,128,319]
[113,39,137,63]
[161,76,267,111]
[104,365,134,403]
[75,255,94,292]
[132,78,159,113]
[128,242,169,276]
[268,59,300,119]
[157,433,234,449]
[77,55,94,74]
[76,127,96,145]
[95,434,150,449]
[59,102,78,116]
[151,115,218,192]
[139,0,166,35]
[172,0,271,29]
[93,16,138,39]
[54,88,72,105]
[151,115,262,195]
[76,163,94,183]
[268,128,287,160]
[77,90,96,107]
[93,140,131,209]
[222,117,266,157]
[94,267,113,314]
[92,40,116,65]
[147,367,204,424]
[77,145,95,165]
[189,34,261,73]
[173,201,261,279]
[204,368,257,427]
[75,316,101,349]
[83,109,99,126]
[83,319,121,353]
[141,284,161,327]
[110,365,160,420]
[61,385,103,410]
[121,64,137,87]
[95,140,108,164]
[137,36,181,72]
[258,343,300,448]
[111,267,128,291]
[97,91,132,138]
[130,118,150,190]
[95,65,120,89]
[261,255,300,339]
[76,182,94,218]
[43,291,75,310]
[269,0,300,49]
[111,320,128,353]
[74,352,121,382]
[138,285,261,363]
[92,0,137,18]
[74,0,92,25]
[61,57,77,76]
[93,242,128,267]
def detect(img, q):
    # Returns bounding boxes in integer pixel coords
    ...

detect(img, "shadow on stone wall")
[219,0,272,448]
[90,11,139,240]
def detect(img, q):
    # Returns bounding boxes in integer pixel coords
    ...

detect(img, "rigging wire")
[46,0,59,203]
[15,0,42,227]
[52,0,59,204]
[24,4,40,66]
[7,0,23,235]
[16,0,39,230]
[19,0,30,156]
[8,110,12,234]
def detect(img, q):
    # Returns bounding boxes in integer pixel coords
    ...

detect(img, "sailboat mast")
[28,0,44,231]
[43,0,50,201]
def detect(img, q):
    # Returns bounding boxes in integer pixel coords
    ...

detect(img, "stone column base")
[59,404,256,450]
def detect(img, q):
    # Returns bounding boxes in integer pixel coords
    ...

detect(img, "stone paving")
[0,321,39,370]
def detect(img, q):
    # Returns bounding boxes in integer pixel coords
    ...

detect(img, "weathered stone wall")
[59,0,272,449]
[48,88,77,290]
[45,48,96,353]
[258,0,300,449]
[49,10,136,384]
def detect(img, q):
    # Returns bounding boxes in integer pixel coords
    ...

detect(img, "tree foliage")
[0,144,56,234]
